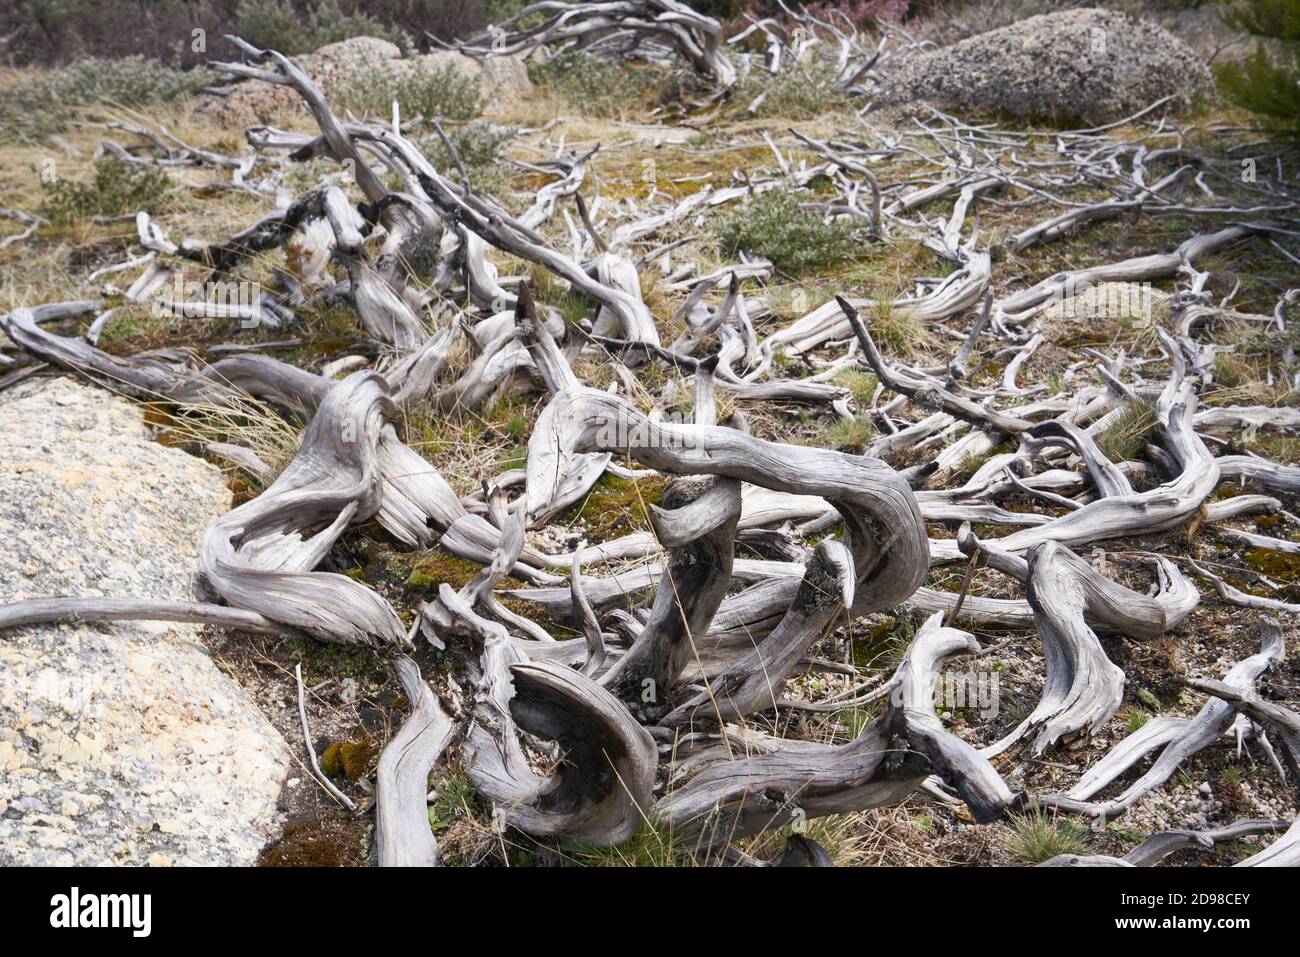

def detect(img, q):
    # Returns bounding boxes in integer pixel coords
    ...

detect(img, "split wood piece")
[1217,454,1300,496]
[661,539,852,727]
[1187,673,1300,786]
[1037,617,1285,820]
[598,475,743,698]
[571,555,608,677]
[838,297,1034,435]
[1235,816,1300,867]
[652,612,1012,842]
[524,385,614,527]
[201,371,410,649]
[1188,560,1300,615]
[403,153,661,350]
[762,247,991,358]
[1124,818,1292,867]
[376,655,455,867]
[560,387,929,619]
[1025,420,1134,497]
[1038,818,1290,867]
[0,597,300,638]
[995,226,1260,320]
[981,541,1132,757]
[930,330,1219,562]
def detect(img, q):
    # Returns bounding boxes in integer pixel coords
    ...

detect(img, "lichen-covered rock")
[195,35,531,127]
[0,376,290,866]
[875,8,1213,126]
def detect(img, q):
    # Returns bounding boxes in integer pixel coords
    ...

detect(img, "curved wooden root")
[504,660,657,844]
[1037,616,1285,820]
[652,612,1011,842]
[201,371,410,649]
[662,539,852,727]
[562,387,930,619]
[598,475,742,699]
[376,656,455,867]
[985,541,1129,757]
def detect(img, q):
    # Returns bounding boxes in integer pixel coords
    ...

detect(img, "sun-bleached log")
[376,655,455,867]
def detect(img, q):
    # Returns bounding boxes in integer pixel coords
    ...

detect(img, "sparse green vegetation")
[833,368,879,406]
[732,63,851,119]
[714,188,860,276]
[236,0,411,56]
[0,57,214,143]
[1004,809,1090,863]
[417,122,517,194]
[427,772,477,833]
[39,154,175,226]
[1096,400,1157,463]
[864,300,931,357]
[827,415,877,451]
[565,472,668,538]
[564,823,698,867]
[1123,706,1153,733]
[339,61,486,121]
[1215,0,1300,133]
[528,51,658,118]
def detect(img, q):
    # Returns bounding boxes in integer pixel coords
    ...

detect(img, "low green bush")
[40,154,175,226]
[235,0,412,56]
[338,61,486,120]
[713,187,860,275]
[527,51,660,118]
[0,56,213,142]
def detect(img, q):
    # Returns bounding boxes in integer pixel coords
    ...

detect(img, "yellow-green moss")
[565,473,668,538]
[321,738,375,781]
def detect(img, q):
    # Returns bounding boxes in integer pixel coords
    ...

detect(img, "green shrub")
[339,61,486,120]
[714,187,859,276]
[528,51,659,118]
[417,121,516,193]
[40,154,174,226]
[235,0,412,56]
[1214,0,1299,131]
[732,64,850,119]
[0,56,214,142]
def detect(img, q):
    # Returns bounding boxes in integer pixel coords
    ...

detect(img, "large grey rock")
[0,376,290,866]
[876,8,1213,126]
[196,35,531,127]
